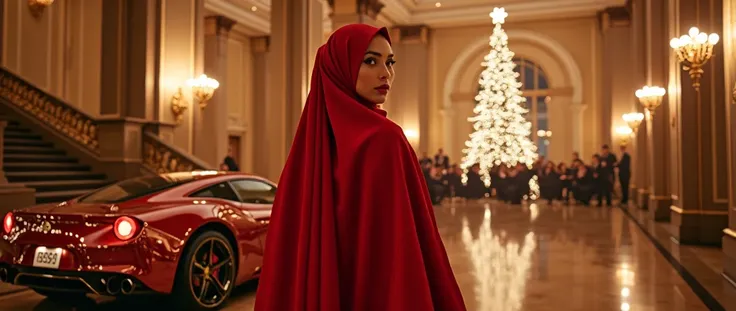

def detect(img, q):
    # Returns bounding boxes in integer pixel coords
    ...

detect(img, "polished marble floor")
[0,201,713,310]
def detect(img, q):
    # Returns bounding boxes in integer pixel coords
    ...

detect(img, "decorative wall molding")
[204,0,269,35]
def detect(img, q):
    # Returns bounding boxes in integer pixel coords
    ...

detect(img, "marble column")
[629,0,651,209]
[388,25,429,153]
[644,0,672,220]
[600,7,634,148]
[99,0,158,119]
[250,36,270,178]
[98,0,159,179]
[330,0,383,30]
[668,0,729,245]
[265,0,319,182]
[720,0,736,282]
[192,15,234,169]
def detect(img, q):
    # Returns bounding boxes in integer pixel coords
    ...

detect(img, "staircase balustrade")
[0,67,212,177]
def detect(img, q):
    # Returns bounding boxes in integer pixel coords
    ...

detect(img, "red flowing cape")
[254,24,466,311]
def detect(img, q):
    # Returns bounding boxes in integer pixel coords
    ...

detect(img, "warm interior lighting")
[251,6,257,11]
[622,113,644,134]
[635,86,666,117]
[435,2,441,7]
[186,74,220,109]
[28,0,54,18]
[670,27,719,91]
[615,126,633,146]
[536,130,552,138]
[403,129,418,140]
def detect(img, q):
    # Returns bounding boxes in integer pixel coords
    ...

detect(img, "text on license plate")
[33,247,63,269]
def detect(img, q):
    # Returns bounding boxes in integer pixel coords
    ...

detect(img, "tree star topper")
[490,7,507,24]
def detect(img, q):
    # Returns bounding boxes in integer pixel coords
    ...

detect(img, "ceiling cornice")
[204,0,270,35]
[410,0,623,27]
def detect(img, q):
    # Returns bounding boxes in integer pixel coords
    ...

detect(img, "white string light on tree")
[461,7,540,199]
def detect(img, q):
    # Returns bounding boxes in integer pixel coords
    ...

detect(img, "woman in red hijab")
[254,24,466,311]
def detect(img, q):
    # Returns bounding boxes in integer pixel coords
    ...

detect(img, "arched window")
[513,57,551,157]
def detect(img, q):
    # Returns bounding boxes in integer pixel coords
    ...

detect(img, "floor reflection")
[461,205,536,311]
[0,201,714,310]
[437,200,709,311]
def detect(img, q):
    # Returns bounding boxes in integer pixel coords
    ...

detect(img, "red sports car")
[0,171,274,310]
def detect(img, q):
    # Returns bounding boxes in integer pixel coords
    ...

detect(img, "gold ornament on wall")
[170,87,188,125]
[186,74,219,109]
[670,27,719,91]
[28,0,54,19]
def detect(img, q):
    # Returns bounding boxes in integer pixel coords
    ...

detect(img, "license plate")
[32,247,62,269]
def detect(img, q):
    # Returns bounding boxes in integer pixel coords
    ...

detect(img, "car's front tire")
[172,231,237,310]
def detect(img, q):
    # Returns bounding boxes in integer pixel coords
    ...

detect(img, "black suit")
[618,152,631,204]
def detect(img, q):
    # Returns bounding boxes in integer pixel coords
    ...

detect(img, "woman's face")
[356,35,395,104]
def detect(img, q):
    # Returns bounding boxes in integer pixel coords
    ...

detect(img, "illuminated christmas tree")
[461,7,539,197]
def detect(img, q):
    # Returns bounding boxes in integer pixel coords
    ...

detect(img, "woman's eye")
[363,58,377,65]
[387,60,396,67]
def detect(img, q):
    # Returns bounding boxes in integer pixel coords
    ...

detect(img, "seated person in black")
[539,161,562,204]
[572,159,595,205]
[464,163,489,199]
[442,165,464,198]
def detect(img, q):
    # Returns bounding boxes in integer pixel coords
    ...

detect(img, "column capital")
[328,0,383,19]
[390,25,429,44]
[251,36,270,53]
[204,15,236,37]
[598,6,630,31]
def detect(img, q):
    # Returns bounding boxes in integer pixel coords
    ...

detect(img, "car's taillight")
[113,216,139,241]
[3,212,13,234]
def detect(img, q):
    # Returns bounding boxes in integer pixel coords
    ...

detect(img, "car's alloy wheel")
[173,231,236,310]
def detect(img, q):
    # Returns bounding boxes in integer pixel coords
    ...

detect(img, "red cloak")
[254,24,466,311]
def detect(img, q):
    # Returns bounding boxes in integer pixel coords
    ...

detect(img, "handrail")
[0,67,214,174]
[0,68,99,154]
[142,132,213,173]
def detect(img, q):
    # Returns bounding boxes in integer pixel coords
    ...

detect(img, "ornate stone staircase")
[0,67,213,206]
[2,116,110,203]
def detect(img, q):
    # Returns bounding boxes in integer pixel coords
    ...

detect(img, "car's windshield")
[77,173,198,204]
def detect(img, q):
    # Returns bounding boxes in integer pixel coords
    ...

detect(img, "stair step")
[3,154,77,163]
[4,132,42,140]
[4,146,65,155]
[35,189,92,204]
[3,162,90,172]
[22,179,111,192]
[4,138,53,147]
[4,127,31,133]
[5,171,106,182]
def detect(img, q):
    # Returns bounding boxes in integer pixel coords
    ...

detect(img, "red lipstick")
[375,84,390,95]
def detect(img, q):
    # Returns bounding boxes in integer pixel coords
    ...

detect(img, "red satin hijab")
[254,24,466,311]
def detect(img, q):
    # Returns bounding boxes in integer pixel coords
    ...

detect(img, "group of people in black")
[420,145,631,206]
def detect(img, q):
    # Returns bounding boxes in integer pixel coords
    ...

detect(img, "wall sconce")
[403,129,419,141]
[670,27,719,91]
[186,74,220,109]
[170,88,188,125]
[28,0,54,18]
[537,130,552,146]
[622,112,644,134]
[615,126,633,146]
[635,86,666,117]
